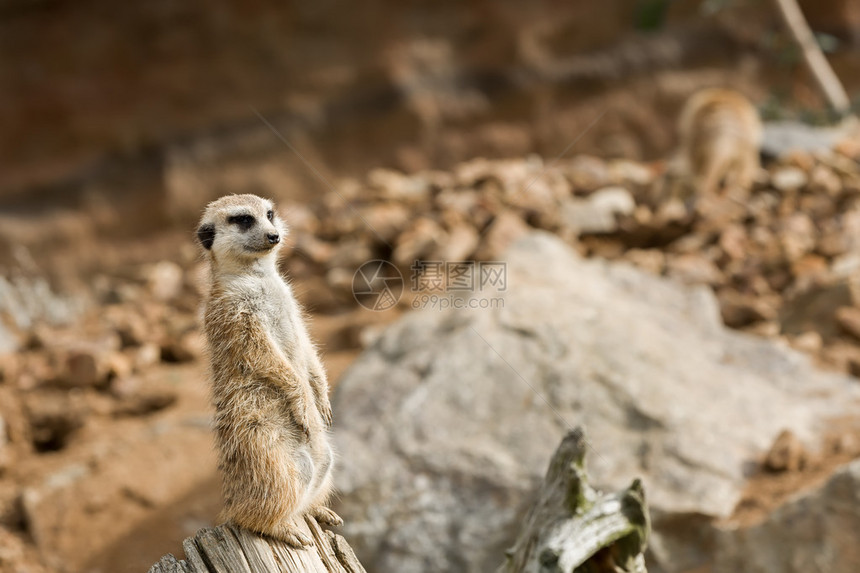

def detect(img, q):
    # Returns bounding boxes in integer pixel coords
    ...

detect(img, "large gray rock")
[331,232,860,573]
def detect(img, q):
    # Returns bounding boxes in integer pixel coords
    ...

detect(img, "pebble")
[771,166,808,192]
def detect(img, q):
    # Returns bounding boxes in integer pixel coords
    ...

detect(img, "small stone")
[113,390,178,417]
[654,199,690,227]
[817,230,848,258]
[65,351,99,387]
[835,306,860,340]
[607,159,654,186]
[560,187,635,235]
[393,218,445,266]
[475,211,530,260]
[146,261,184,302]
[779,213,816,261]
[0,321,21,354]
[789,331,823,353]
[623,249,665,275]
[0,353,20,385]
[62,341,117,388]
[359,203,411,243]
[808,165,842,196]
[295,235,335,266]
[436,224,479,262]
[105,352,133,381]
[668,232,709,255]
[771,166,808,192]
[798,192,835,221]
[109,375,142,399]
[784,150,815,171]
[359,324,387,348]
[564,155,610,193]
[718,291,778,328]
[134,343,161,371]
[114,313,148,348]
[666,254,724,286]
[590,186,636,217]
[745,321,781,337]
[329,238,375,271]
[435,189,481,220]
[281,203,319,236]
[326,268,353,295]
[160,331,203,363]
[835,137,860,161]
[832,252,860,278]
[719,225,747,260]
[583,237,625,259]
[367,168,431,203]
[790,255,829,281]
[500,169,569,214]
[820,340,860,375]
[632,205,653,225]
[763,429,806,473]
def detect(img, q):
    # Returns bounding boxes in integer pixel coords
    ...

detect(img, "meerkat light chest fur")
[197,194,341,548]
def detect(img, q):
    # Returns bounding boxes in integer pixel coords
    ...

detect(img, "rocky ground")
[3,123,860,571]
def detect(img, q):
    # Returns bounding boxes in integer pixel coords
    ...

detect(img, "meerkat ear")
[197,223,216,250]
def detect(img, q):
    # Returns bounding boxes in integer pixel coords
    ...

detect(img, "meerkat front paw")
[271,522,314,548]
[309,506,343,527]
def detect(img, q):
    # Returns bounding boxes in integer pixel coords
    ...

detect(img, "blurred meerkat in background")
[673,88,762,198]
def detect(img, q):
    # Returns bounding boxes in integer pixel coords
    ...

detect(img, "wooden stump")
[501,428,650,573]
[147,515,365,573]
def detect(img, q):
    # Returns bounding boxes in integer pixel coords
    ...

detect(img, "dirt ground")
[5,141,860,572]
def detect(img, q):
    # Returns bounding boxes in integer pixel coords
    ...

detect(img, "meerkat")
[196,194,341,548]
[675,88,762,198]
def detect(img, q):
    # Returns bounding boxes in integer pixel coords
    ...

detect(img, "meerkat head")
[196,194,286,266]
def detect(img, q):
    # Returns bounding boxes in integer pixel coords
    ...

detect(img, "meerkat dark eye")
[266,210,274,222]
[227,214,255,231]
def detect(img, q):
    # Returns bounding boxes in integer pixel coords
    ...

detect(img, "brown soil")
[727,416,860,528]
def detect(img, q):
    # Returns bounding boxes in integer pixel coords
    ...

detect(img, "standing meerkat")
[196,193,341,548]
[675,88,762,197]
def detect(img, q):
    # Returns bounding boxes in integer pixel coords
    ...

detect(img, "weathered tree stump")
[147,515,365,573]
[501,428,650,573]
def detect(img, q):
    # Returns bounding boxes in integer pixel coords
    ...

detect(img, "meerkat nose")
[267,233,280,245]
